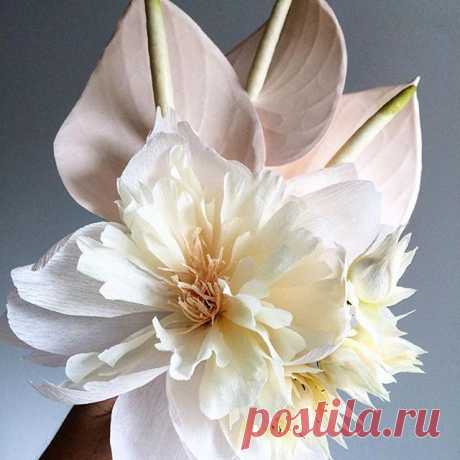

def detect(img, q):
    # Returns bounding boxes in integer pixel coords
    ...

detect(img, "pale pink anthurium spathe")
[2,0,423,459]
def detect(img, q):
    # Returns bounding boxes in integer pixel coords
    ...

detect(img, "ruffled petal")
[119,114,241,202]
[35,367,166,405]
[267,242,348,351]
[228,0,347,166]
[35,337,169,405]
[55,0,264,220]
[199,322,267,420]
[11,224,154,317]
[153,315,231,381]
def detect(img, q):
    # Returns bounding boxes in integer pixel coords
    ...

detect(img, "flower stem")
[327,78,420,166]
[145,0,174,113]
[246,0,293,100]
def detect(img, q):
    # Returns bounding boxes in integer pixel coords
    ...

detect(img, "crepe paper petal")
[288,345,339,365]
[111,375,193,460]
[34,366,168,405]
[276,83,422,227]
[286,163,358,196]
[300,180,382,260]
[228,0,347,166]
[54,0,265,221]
[11,223,154,318]
[1,312,68,367]
[6,290,153,356]
[167,372,236,460]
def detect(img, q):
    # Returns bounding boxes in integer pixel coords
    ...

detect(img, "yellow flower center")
[163,229,226,332]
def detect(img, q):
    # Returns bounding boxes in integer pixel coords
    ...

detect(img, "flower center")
[166,229,226,332]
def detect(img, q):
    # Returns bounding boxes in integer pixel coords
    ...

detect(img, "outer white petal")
[35,367,167,405]
[111,375,192,460]
[36,334,170,404]
[228,0,347,166]
[167,372,236,460]
[11,224,154,317]
[287,163,358,197]
[55,0,264,221]
[300,180,382,259]
[6,290,152,356]
[1,311,68,367]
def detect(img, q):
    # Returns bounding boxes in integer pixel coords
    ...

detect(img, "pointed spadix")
[327,78,420,166]
[246,0,293,100]
[145,0,174,113]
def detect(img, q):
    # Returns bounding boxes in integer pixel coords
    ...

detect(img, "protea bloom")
[1,0,423,459]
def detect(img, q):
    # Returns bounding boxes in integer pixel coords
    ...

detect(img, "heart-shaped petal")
[228,0,347,166]
[55,0,265,221]
[276,83,422,226]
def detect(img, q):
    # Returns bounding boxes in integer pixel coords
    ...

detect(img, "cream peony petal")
[276,83,422,226]
[167,372,236,460]
[287,163,358,197]
[268,243,348,351]
[11,224,154,317]
[199,322,267,420]
[154,315,232,381]
[55,0,264,220]
[111,375,192,460]
[119,117,249,207]
[77,237,170,309]
[299,180,382,259]
[223,295,292,331]
[228,0,347,166]
[268,327,307,363]
[6,290,153,356]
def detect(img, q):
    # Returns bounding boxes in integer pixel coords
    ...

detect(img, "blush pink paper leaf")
[55,0,265,221]
[276,84,422,227]
[228,0,347,166]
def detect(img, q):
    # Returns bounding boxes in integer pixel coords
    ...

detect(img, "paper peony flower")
[1,0,424,459]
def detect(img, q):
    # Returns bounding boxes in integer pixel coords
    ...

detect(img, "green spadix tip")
[380,80,419,117]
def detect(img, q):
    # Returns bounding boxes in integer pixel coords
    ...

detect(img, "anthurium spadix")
[229,2,422,228]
